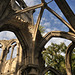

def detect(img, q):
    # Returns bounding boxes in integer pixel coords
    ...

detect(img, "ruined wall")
[0,0,75,75]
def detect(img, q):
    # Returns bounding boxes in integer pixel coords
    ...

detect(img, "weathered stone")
[0,0,75,75]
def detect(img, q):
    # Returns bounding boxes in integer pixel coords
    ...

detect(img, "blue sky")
[0,0,75,48]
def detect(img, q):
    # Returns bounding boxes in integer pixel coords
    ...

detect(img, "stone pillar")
[21,65,39,75]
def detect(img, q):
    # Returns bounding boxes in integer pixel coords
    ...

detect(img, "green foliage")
[71,49,75,75]
[38,25,45,34]
[42,43,75,75]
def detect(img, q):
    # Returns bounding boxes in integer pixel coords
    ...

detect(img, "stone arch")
[0,39,23,74]
[40,66,63,75]
[0,24,29,53]
[39,31,75,49]
[0,0,75,75]
[65,42,75,75]
[0,42,5,61]
[38,31,75,75]
[6,39,17,60]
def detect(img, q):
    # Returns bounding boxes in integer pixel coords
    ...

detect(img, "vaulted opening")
[42,37,71,74]
[6,42,17,60]
[0,31,17,61]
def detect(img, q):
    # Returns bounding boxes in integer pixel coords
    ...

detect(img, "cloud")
[45,27,59,33]
[6,32,16,39]
[0,1,72,47]
[0,31,16,40]
[24,0,40,6]
[45,28,51,32]
[45,37,71,48]
[43,22,51,26]
[49,14,61,25]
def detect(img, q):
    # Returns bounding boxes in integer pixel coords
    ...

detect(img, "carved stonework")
[0,0,75,75]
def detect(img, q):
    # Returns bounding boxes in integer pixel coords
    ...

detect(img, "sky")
[0,0,75,49]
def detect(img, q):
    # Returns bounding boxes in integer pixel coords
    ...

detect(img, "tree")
[42,43,75,75]
[71,49,75,75]
[38,25,45,34]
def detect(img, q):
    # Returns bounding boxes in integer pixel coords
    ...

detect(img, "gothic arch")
[0,0,75,75]
[39,31,75,49]
[65,42,75,75]
[0,24,29,52]
[40,66,62,75]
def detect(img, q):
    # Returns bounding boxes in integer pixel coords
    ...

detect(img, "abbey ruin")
[0,0,75,75]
